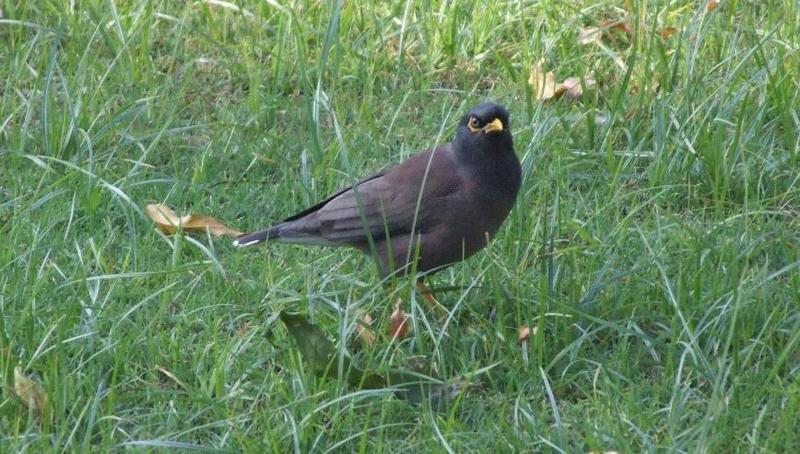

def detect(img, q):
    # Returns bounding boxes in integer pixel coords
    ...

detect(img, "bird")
[233,102,521,309]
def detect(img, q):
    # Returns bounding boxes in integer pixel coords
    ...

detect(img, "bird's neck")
[456,146,520,198]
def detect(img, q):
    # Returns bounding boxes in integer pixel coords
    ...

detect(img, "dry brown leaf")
[558,79,577,99]
[389,299,409,340]
[356,313,376,345]
[579,21,631,47]
[146,203,181,233]
[529,61,595,102]
[707,0,720,11]
[561,76,596,100]
[14,367,47,420]
[578,27,603,45]
[601,19,633,35]
[658,27,678,40]
[518,325,538,343]
[528,60,557,100]
[528,60,560,101]
[145,203,243,237]
[181,214,243,237]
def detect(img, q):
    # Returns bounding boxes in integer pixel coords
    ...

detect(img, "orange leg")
[383,281,446,339]
[416,279,446,318]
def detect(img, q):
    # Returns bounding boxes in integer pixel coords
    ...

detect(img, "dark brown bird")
[234,103,521,301]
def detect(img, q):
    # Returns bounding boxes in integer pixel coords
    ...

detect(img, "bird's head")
[455,103,513,153]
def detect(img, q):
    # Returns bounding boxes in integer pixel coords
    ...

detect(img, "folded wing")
[278,174,418,244]
[233,146,458,248]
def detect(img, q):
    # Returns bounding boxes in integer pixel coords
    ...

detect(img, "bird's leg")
[416,279,446,319]
[382,280,445,340]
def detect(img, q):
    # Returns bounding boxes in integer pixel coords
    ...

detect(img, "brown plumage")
[234,103,521,280]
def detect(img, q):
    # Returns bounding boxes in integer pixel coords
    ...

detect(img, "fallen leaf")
[578,27,603,45]
[518,325,538,343]
[279,311,384,388]
[389,300,409,339]
[529,61,595,102]
[528,60,560,101]
[13,367,47,421]
[601,19,633,35]
[356,312,376,345]
[279,311,337,375]
[560,76,596,100]
[658,27,678,40]
[145,203,243,237]
[707,0,720,11]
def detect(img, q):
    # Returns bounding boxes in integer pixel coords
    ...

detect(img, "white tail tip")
[232,238,261,248]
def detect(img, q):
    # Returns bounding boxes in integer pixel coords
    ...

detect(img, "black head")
[455,102,513,153]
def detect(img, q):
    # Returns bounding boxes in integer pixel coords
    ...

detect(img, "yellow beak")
[483,118,504,134]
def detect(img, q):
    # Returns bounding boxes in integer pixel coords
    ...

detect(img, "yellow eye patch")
[468,116,504,134]
[467,117,481,133]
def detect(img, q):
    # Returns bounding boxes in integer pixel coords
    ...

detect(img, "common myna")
[234,102,521,304]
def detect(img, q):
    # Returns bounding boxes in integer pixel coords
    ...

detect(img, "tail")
[232,227,280,247]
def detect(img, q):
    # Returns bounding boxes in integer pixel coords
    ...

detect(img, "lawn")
[1,0,799,451]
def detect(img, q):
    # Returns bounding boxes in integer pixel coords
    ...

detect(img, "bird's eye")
[467,117,481,133]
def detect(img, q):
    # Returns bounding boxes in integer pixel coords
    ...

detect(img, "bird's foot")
[416,280,447,321]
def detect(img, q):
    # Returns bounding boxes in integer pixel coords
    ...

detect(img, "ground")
[1,0,799,452]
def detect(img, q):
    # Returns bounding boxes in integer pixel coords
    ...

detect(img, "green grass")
[2,0,799,451]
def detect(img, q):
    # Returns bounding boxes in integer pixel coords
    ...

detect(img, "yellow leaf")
[528,60,560,101]
[145,204,182,234]
[145,203,243,238]
[181,214,243,237]
[14,367,47,421]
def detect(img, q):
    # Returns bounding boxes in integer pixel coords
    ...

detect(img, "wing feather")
[271,146,461,245]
